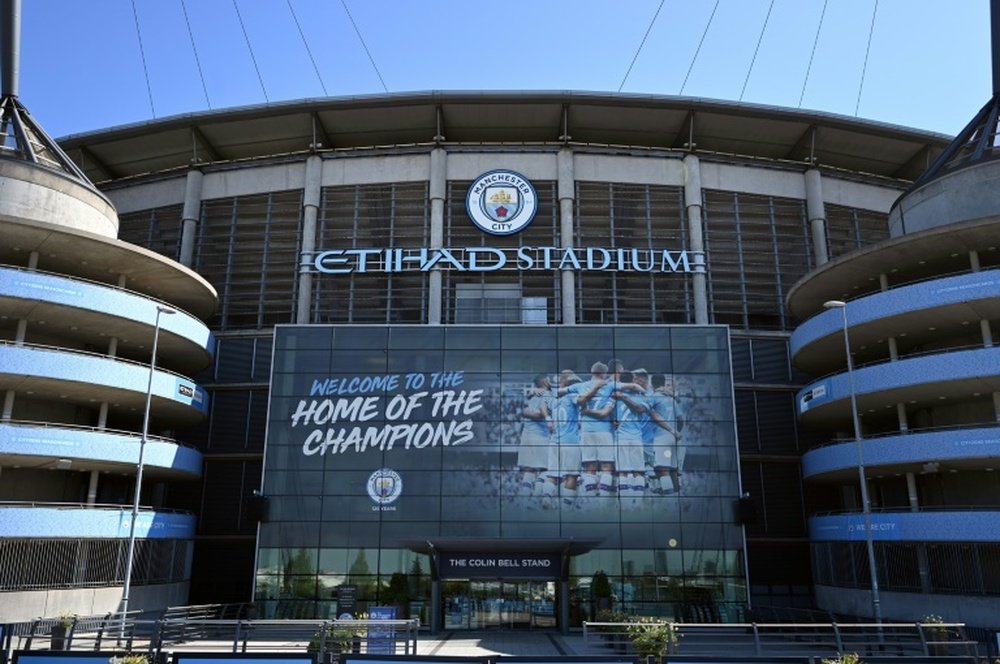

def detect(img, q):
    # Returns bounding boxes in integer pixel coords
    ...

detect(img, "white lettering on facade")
[313,247,702,275]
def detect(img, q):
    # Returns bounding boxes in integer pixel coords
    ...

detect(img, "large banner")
[262,325,740,550]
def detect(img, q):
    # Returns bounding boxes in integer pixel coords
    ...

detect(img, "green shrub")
[626,617,679,657]
[822,653,862,664]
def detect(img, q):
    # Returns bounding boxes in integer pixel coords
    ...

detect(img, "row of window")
[119,182,888,332]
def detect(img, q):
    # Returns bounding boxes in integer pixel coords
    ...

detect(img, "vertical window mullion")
[220,199,240,329]
[732,193,749,328]
[767,198,786,330]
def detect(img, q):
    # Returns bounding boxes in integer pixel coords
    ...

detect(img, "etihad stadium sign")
[312,246,704,274]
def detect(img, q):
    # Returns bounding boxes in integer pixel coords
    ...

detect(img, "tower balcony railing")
[0,503,196,539]
[0,340,209,421]
[802,423,1000,480]
[0,419,202,477]
[796,344,1000,424]
[0,263,214,367]
[809,507,1000,543]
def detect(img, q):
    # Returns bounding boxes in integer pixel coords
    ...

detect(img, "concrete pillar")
[982,320,994,347]
[993,392,1000,422]
[97,403,109,429]
[559,579,570,634]
[897,403,908,432]
[887,337,899,360]
[906,472,919,510]
[805,169,830,266]
[428,148,447,325]
[86,470,99,506]
[95,337,118,429]
[296,155,323,324]
[430,578,442,632]
[908,472,931,592]
[970,250,981,271]
[27,250,38,270]
[684,154,709,325]
[879,273,889,291]
[179,169,204,267]
[558,148,576,325]
[3,318,28,417]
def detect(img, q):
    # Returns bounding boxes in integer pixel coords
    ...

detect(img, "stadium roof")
[56,91,952,185]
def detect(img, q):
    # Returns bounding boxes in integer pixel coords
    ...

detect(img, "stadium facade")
[9,72,1000,629]
[9,90,969,630]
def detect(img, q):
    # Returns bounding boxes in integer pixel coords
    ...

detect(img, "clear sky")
[17,0,993,139]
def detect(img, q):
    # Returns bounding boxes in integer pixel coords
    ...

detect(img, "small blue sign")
[367,606,397,654]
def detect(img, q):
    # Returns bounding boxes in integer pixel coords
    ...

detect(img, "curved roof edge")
[55,90,952,184]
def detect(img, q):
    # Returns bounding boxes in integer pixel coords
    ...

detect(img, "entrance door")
[442,580,557,629]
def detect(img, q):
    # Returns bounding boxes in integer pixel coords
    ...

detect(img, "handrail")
[0,418,199,450]
[814,506,1000,516]
[806,421,1000,451]
[0,262,202,322]
[810,265,1000,312]
[0,501,192,514]
[3,615,979,659]
[0,339,195,383]
[0,420,191,449]
[580,620,977,658]
[803,342,997,384]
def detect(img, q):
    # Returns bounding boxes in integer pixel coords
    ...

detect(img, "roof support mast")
[993,0,1000,95]
[1,0,19,98]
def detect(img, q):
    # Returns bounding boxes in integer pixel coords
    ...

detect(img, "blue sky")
[18,0,992,139]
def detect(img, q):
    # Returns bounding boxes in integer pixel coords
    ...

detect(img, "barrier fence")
[0,613,981,664]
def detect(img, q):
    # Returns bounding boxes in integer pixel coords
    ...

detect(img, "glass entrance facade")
[443,580,557,629]
[255,324,746,627]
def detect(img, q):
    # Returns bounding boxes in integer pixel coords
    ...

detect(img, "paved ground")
[416,631,610,656]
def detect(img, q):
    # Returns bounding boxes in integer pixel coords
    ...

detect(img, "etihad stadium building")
[41,90,969,631]
[15,85,1000,630]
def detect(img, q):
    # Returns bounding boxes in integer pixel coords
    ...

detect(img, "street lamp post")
[119,304,175,630]
[824,299,882,624]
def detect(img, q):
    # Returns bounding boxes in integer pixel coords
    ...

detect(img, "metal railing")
[0,418,195,450]
[4,613,420,662]
[581,621,979,658]
[0,340,194,384]
[3,614,979,663]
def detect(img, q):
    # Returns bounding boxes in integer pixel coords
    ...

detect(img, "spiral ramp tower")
[789,3,1000,627]
[0,0,216,620]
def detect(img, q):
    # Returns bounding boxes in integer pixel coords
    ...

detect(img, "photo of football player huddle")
[512,358,694,511]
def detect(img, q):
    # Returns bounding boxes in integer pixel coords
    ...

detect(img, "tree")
[382,571,410,617]
[592,570,613,614]
[281,548,317,599]
[347,548,376,599]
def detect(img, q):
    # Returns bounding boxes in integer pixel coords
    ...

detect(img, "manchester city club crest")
[466,169,538,236]
[366,468,403,506]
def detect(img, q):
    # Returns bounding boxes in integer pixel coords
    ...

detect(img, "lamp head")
[823,300,846,309]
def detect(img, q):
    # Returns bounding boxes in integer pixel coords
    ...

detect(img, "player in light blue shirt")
[566,362,614,502]
[518,374,553,499]
[612,368,654,509]
[647,374,682,494]
[547,370,583,508]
